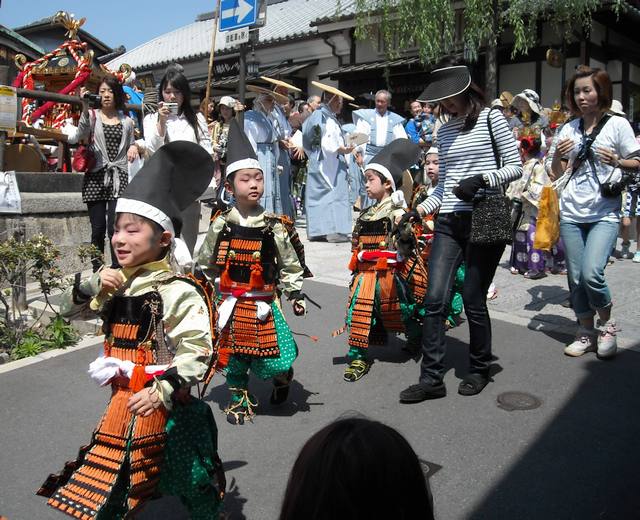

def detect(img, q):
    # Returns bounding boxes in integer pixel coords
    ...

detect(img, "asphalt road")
[1,280,640,520]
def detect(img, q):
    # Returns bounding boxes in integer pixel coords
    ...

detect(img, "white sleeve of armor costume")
[152,281,213,410]
[273,222,304,297]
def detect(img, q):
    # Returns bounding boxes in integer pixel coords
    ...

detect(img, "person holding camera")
[142,65,213,255]
[76,77,139,271]
[549,66,640,359]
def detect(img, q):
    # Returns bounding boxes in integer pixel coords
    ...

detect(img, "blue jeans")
[419,213,505,385]
[560,220,619,319]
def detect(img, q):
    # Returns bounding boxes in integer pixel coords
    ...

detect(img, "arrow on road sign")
[219,0,258,32]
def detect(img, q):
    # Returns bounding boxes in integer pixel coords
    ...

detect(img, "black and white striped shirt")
[419,108,522,215]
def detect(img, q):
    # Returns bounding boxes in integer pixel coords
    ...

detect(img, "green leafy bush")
[0,234,86,360]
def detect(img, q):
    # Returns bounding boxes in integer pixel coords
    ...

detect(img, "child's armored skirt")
[218,299,298,385]
[345,254,427,350]
[38,388,222,520]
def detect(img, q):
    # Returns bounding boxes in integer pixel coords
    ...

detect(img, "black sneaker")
[458,374,490,396]
[399,382,446,403]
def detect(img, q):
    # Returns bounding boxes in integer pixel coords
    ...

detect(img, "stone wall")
[0,173,93,275]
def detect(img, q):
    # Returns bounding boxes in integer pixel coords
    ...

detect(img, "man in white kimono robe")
[353,90,408,208]
[302,82,355,242]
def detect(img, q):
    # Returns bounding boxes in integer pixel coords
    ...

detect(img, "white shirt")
[319,116,345,187]
[143,112,212,155]
[548,115,640,223]
[355,111,407,154]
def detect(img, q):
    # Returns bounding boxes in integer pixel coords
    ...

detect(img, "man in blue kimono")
[342,122,361,208]
[302,81,355,242]
[244,86,290,214]
[261,77,303,221]
[353,90,407,208]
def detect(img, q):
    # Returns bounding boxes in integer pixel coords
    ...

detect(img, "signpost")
[219,0,258,31]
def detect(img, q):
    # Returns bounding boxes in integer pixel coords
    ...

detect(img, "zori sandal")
[343,359,371,382]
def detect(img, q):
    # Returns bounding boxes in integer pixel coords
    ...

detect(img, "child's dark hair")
[278,417,434,520]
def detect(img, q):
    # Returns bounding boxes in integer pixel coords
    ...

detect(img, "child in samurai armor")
[37,142,225,520]
[410,146,465,330]
[339,139,428,381]
[196,120,310,425]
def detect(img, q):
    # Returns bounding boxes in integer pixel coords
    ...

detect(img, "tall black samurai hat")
[116,141,214,236]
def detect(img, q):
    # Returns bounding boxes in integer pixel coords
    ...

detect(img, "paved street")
[1,218,640,519]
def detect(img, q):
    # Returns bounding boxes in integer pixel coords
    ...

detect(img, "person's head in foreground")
[224,119,265,213]
[114,141,214,268]
[278,417,435,520]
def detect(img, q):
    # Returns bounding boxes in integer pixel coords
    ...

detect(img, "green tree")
[353,0,625,97]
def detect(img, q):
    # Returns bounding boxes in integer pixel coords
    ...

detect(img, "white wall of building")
[499,62,535,100]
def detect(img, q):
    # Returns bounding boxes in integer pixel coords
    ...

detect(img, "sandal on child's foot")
[270,367,294,405]
[458,374,490,396]
[343,359,370,382]
[225,388,258,425]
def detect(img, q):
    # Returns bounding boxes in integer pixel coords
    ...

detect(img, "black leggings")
[420,212,505,384]
[87,199,119,271]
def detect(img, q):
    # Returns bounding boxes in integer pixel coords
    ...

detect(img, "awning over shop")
[190,59,317,92]
[320,57,423,79]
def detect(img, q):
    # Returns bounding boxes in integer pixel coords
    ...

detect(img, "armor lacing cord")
[224,388,258,423]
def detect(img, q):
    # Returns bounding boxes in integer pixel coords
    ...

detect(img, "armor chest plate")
[103,291,173,364]
[215,222,277,284]
[354,218,392,251]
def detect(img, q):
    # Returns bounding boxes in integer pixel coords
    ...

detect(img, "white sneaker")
[596,319,618,358]
[564,328,597,357]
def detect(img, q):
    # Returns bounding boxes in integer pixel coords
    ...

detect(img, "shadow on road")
[204,377,322,418]
[467,349,640,520]
[525,284,570,311]
[529,313,577,345]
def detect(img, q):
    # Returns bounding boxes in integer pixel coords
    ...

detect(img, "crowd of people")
[39,58,640,519]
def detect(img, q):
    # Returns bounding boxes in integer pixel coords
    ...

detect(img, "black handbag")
[470,110,513,245]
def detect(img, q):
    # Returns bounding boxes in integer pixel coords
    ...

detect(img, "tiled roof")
[14,15,113,53]
[108,0,347,70]
[0,25,45,56]
[311,0,358,26]
[12,16,56,32]
[320,56,422,77]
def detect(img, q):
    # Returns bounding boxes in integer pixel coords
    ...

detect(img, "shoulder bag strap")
[486,108,506,195]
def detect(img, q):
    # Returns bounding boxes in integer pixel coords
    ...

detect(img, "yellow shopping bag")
[533,186,560,251]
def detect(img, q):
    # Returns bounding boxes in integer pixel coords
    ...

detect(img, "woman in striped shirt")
[399,64,522,402]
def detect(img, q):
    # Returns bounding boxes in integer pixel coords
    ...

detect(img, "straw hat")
[246,84,289,104]
[417,65,471,103]
[311,80,354,101]
[261,76,301,93]
[499,91,514,107]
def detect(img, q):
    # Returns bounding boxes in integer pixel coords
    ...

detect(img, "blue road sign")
[219,0,258,32]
